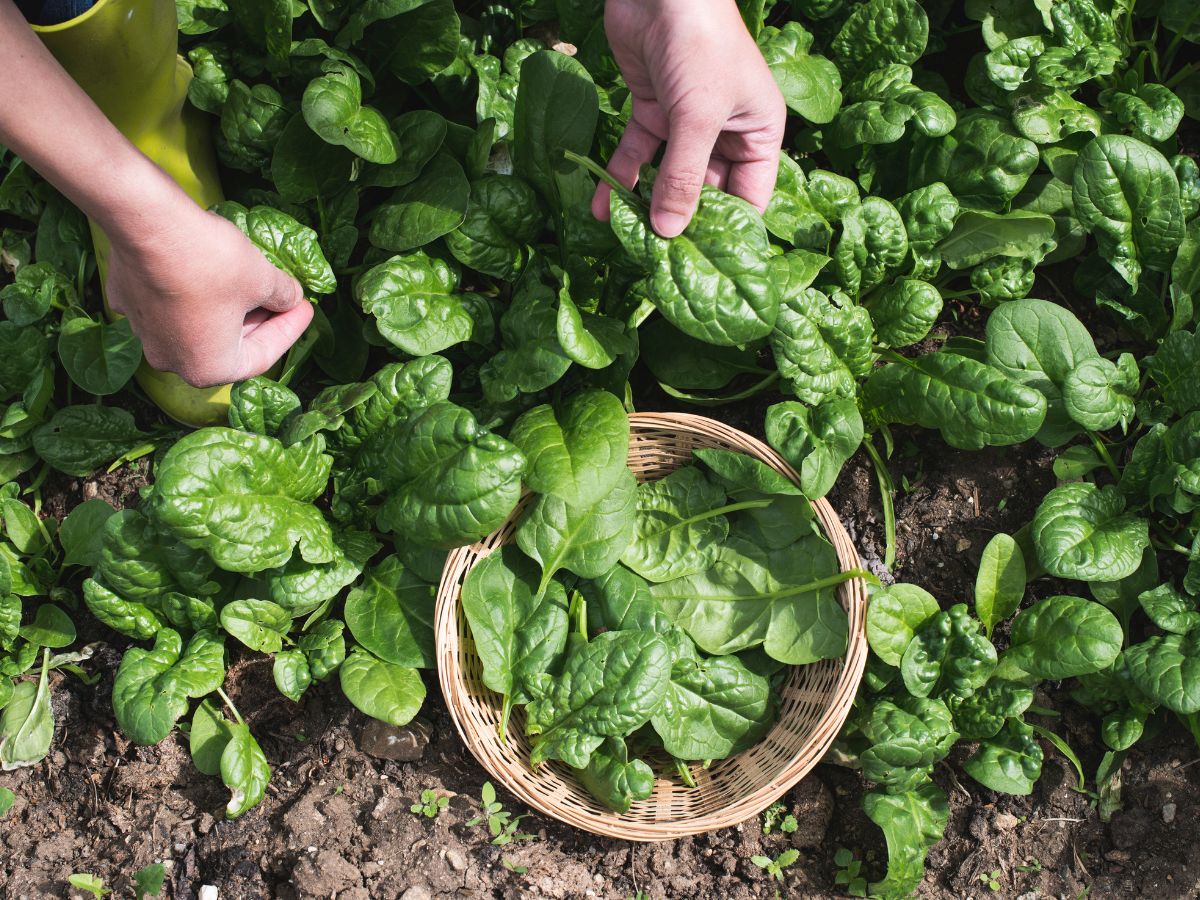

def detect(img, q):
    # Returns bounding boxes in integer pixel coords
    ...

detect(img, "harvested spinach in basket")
[461,403,865,811]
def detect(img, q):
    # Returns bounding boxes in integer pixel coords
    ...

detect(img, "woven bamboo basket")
[435,412,869,841]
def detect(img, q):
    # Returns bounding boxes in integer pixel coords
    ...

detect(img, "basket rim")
[435,411,869,841]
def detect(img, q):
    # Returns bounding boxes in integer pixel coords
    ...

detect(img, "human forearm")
[0,0,185,243]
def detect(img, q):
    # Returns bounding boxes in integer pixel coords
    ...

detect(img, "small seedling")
[466,781,536,846]
[978,870,1002,892]
[833,848,867,897]
[0,787,14,817]
[762,801,797,835]
[411,788,449,818]
[751,848,800,882]
[67,874,110,898]
[134,863,165,899]
[1016,858,1043,874]
[501,857,528,874]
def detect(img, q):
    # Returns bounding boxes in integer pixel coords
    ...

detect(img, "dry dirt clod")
[1162,802,1177,824]
[399,888,433,900]
[994,811,1020,831]
[359,717,431,762]
[446,847,470,872]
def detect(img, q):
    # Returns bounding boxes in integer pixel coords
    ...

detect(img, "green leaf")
[758,22,842,124]
[984,298,1101,446]
[866,583,940,668]
[112,629,225,745]
[610,185,778,347]
[619,466,731,583]
[356,251,480,356]
[1146,328,1200,417]
[863,351,1047,450]
[373,402,526,548]
[770,284,870,404]
[445,174,543,280]
[900,604,997,699]
[146,428,335,573]
[865,279,943,348]
[270,113,355,203]
[650,654,773,760]
[1062,353,1138,432]
[478,278,572,403]
[220,599,292,653]
[0,786,14,816]
[369,153,470,252]
[832,197,909,295]
[1125,632,1200,714]
[33,406,150,477]
[134,863,166,899]
[1032,483,1150,581]
[1138,584,1200,636]
[189,698,234,776]
[59,498,117,569]
[863,783,948,900]
[525,631,671,768]
[338,648,426,726]
[765,399,864,500]
[516,469,637,591]
[271,651,312,701]
[555,288,634,371]
[962,718,1043,795]
[573,736,653,814]
[0,651,51,770]
[229,377,302,437]
[974,534,1026,637]
[302,64,398,164]
[18,603,75,649]
[938,210,1056,270]
[830,0,929,78]
[651,532,849,664]
[509,390,629,507]
[1103,84,1185,144]
[460,546,569,703]
[221,724,271,818]
[1072,135,1184,291]
[1004,595,1122,679]
[513,51,598,209]
[213,202,336,294]
[0,261,74,325]
[344,555,436,669]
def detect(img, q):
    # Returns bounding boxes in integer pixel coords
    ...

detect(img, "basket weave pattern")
[435,412,869,840]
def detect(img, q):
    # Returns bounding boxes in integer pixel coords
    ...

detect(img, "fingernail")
[652,212,688,239]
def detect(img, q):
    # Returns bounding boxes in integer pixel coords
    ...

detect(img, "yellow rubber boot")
[33,0,232,427]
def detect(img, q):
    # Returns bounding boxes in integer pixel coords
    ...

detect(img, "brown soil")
[3,424,1199,900]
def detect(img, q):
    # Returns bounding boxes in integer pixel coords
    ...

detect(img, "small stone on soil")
[359,717,431,762]
[446,848,470,871]
[1162,802,1177,824]
[399,888,433,900]
[994,811,1019,831]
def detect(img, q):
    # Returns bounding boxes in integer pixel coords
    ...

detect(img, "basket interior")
[436,414,867,839]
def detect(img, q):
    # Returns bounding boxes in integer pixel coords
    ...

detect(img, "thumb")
[231,302,314,381]
[652,110,720,238]
[257,264,305,313]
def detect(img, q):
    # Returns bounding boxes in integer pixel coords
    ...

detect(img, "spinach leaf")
[338,648,425,726]
[866,583,940,667]
[962,718,1043,795]
[508,390,629,507]
[525,631,671,768]
[765,399,863,499]
[574,736,654,814]
[1004,595,1122,679]
[112,629,225,745]
[1032,483,1150,581]
[650,654,774,760]
[344,555,435,669]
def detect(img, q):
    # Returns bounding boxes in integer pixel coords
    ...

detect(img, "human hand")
[104,196,312,388]
[595,0,786,238]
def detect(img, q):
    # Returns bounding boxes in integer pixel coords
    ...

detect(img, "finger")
[652,112,722,238]
[591,118,661,221]
[255,265,305,313]
[232,302,314,381]
[706,157,731,191]
[726,155,781,214]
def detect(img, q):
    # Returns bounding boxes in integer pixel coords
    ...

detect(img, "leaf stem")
[674,757,697,788]
[686,567,877,603]
[1087,432,1121,480]
[561,150,643,207]
[672,498,773,530]
[861,437,897,571]
[217,687,245,727]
